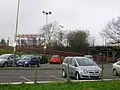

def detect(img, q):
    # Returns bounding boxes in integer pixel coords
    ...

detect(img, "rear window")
[52,55,60,58]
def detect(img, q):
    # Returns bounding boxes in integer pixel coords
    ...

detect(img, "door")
[116,61,120,73]
[69,59,78,76]
[7,55,19,66]
[63,58,72,76]
[31,57,39,65]
[7,55,14,66]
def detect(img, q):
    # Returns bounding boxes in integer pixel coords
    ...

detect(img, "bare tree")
[56,30,65,46]
[40,22,59,46]
[100,17,120,42]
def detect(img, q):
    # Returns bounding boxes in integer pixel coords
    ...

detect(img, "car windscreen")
[21,56,32,60]
[76,57,97,66]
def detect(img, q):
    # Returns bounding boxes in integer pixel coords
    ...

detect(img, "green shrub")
[0,48,13,54]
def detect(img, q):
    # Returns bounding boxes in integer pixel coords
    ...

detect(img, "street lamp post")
[13,0,20,67]
[42,11,52,54]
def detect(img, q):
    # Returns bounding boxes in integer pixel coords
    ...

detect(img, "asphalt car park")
[0,63,119,83]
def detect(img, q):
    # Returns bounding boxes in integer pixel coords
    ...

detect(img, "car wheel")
[3,62,8,67]
[75,72,80,80]
[62,70,67,78]
[113,69,118,76]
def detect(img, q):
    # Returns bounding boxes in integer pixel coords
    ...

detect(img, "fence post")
[13,48,16,68]
[67,63,70,82]
[34,64,37,83]
[112,51,116,62]
[101,53,104,82]
[106,51,108,63]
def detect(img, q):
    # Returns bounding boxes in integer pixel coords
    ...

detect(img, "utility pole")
[13,0,20,67]
[42,11,52,54]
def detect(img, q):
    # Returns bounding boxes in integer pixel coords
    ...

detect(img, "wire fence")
[0,60,119,84]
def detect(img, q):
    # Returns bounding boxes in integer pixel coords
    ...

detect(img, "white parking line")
[49,76,65,81]
[20,76,32,82]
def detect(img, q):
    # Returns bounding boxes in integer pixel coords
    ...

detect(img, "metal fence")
[0,60,119,84]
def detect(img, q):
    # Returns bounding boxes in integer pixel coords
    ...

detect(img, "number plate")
[91,74,99,76]
[19,63,23,65]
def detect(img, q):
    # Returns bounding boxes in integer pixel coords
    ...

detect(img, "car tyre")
[75,72,80,80]
[62,70,67,78]
[3,62,8,67]
[113,69,118,76]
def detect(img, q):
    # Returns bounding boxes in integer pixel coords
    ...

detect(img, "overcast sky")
[0,0,120,45]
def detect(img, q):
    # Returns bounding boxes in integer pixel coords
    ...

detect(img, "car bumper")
[17,63,28,66]
[50,60,61,63]
[81,73,101,79]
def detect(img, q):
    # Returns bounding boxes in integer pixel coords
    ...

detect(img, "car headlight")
[25,61,28,64]
[81,69,88,74]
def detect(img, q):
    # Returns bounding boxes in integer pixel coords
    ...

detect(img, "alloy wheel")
[76,73,80,80]
[113,69,118,76]
[62,70,66,78]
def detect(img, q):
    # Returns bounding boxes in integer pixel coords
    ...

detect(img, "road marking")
[20,76,32,82]
[49,76,65,81]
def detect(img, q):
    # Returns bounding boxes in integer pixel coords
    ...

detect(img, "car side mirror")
[9,58,13,60]
[73,64,78,67]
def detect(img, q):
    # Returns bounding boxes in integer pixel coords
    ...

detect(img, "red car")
[50,55,62,64]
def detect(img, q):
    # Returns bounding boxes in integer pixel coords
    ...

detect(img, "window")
[117,61,120,65]
[31,57,38,61]
[64,58,72,64]
[52,55,60,58]
[9,55,14,60]
[71,59,77,66]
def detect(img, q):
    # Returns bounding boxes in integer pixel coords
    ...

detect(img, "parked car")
[50,55,62,64]
[16,55,40,67]
[62,56,101,80]
[0,54,20,67]
[112,61,120,76]
[35,55,44,64]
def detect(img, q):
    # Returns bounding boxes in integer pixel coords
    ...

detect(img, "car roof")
[1,54,13,56]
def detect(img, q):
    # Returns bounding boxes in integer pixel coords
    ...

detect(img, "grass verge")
[0,80,120,90]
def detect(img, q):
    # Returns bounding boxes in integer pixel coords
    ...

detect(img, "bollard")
[34,64,37,83]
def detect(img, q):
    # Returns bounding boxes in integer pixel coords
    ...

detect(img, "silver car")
[0,54,20,67]
[112,61,120,76]
[62,57,101,80]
